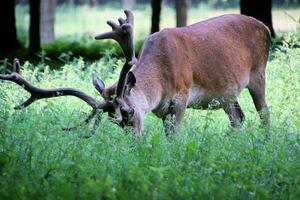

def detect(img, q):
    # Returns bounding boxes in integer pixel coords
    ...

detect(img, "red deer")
[0,10,270,136]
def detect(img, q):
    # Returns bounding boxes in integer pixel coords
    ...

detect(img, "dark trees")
[29,0,41,54]
[151,0,162,33]
[0,0,20,56]
[175,0,188,27]
[240,0,275,37]
[41,0,57,43]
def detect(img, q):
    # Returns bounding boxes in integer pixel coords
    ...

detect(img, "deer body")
[102,14,270,135]
[0,11,270,137]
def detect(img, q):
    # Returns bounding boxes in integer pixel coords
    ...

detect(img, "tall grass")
[1,25,300,198]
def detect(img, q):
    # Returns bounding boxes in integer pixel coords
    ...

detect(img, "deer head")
[92,10,141,129]
[0,10,139,136]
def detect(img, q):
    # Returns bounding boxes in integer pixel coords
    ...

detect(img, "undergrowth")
[0,37,300,199]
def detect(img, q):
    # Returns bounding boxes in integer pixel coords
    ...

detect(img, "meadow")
[0,4,300,200]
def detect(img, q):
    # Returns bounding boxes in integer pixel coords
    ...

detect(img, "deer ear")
[126,71,136,91]
[93,74,105,94]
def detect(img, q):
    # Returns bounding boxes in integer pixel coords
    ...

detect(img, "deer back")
[130,14,270,111]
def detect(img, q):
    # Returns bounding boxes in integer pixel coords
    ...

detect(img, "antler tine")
[14,96,35,110]
[124,9,134,25]
[95,10,136,62]
[107,20,119,30]
[13,58,20,74]
[94,21,120,40]
[63,103,112,133]
[118,17,126,25]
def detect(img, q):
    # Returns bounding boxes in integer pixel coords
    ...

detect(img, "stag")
[0,10,270,136]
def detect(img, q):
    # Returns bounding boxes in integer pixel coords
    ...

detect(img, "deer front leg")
[223,101,245,128]
[163,96,187,135]
[133,111,145,137]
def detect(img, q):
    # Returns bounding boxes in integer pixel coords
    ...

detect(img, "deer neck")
[130,78,161,114]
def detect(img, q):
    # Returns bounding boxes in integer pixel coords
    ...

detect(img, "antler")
[95,10,137,98]
[0,58,113,130]
[0,59,113,129]
[0,59,100,109]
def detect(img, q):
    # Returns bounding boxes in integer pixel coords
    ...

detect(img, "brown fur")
[102,14,271,136]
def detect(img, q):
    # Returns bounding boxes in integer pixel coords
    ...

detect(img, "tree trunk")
[67,0,74,6]
[151,0,162,33]
[175,0,188,27]
[41,0,57,43]
[88,0,96,7]
[122,0,136,10]
[240,0,275,37]
[0,0,20,56]
[29,0,41,54]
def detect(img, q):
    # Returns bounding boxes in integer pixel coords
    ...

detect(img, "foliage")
[1,26,300,199]
[272,26,300,52]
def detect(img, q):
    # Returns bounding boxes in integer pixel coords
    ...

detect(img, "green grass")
[1,26,300,199]
[1,4,300,199]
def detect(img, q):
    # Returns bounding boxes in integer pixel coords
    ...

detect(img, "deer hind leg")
[162,96,188,135]
[223,101,245,128]
[248,70,270,126]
